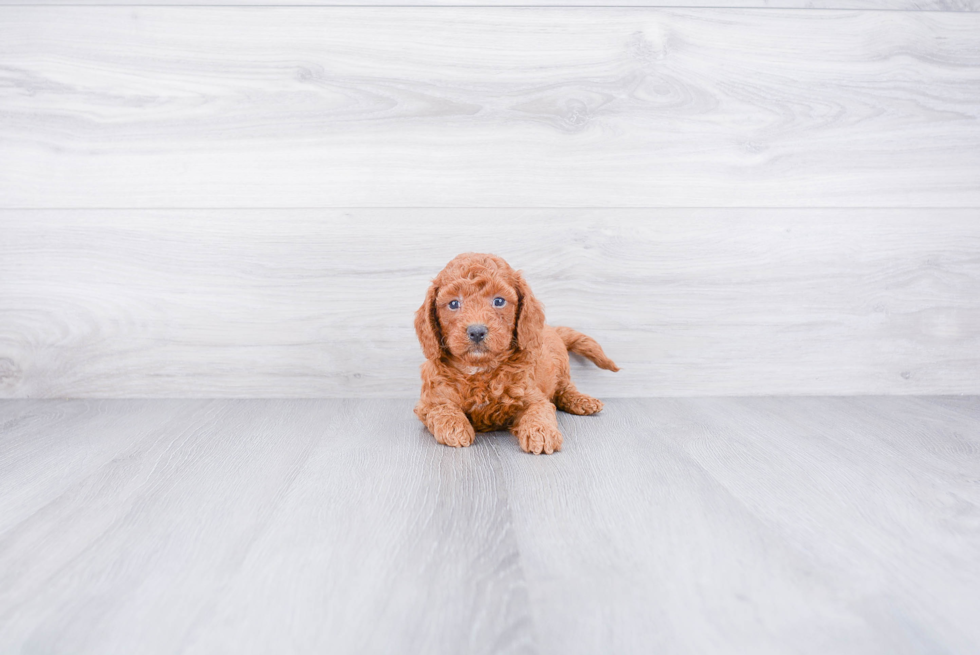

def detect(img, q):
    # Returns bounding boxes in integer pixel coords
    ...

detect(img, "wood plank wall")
[1,4,978,397]
[2,1,979,7]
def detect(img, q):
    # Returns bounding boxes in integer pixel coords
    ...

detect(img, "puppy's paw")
[557,392,604,416]
[432,417,476,448]
[514,423,563,455]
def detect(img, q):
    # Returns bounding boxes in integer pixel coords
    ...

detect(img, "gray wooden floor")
[1,397,978,654]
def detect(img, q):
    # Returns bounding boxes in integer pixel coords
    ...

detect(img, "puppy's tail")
[555,326,620,372]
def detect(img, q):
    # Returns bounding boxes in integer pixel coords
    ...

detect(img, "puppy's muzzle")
[467,324,488,344]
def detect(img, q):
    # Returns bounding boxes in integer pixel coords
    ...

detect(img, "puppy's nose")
[467,324,488,343]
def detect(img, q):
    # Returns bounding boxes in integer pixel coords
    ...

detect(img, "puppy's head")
[415,253,544,364]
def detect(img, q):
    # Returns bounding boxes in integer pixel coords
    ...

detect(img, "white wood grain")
[1,1,977,8]
[2,8,979,208]
[495,396,980,654]
[1,208,977,398]
[1,397,978,653]
[0,399,534,655]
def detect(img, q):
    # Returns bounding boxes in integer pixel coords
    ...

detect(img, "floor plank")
[1,398,978,654]
[0,399,534,655]
[495,397,980,654]
[2,8,979,208]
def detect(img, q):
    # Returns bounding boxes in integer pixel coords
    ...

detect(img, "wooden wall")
[1,4,978,397]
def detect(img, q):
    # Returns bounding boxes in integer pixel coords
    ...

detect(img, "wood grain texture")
[496,396,980,654]
[2,8,979,208]
[1,397,978,654]
[1,0,977,8]
[2,208,978,398]
[0,399,535,655]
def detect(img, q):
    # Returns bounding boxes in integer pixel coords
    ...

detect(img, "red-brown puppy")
[414,253,619,454]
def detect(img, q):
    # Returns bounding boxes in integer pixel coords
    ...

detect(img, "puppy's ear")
[415,283,442,360]
[514,271,545,351]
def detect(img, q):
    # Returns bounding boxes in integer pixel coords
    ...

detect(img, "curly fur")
[414,253,619,454]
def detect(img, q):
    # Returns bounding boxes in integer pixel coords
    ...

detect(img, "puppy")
[414,253,619,454]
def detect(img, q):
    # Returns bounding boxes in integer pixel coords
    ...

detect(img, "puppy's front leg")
[418,402,476,448]
[512,400,562,455]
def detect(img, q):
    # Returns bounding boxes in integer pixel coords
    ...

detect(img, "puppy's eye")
[493,297,506,308]
[448,300,460,310]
